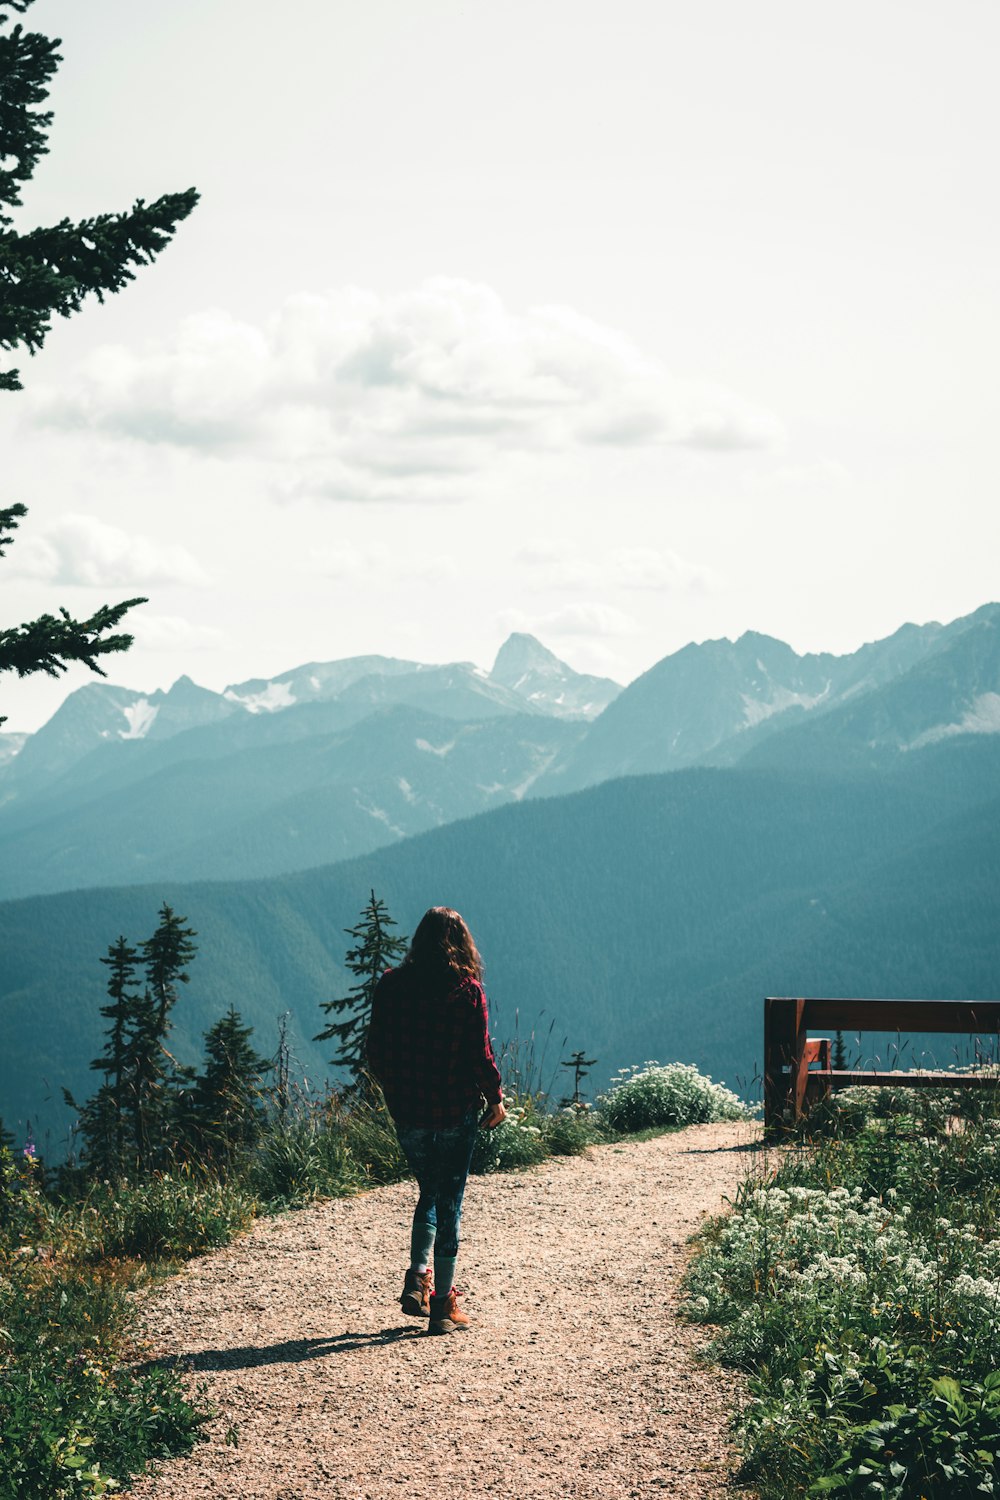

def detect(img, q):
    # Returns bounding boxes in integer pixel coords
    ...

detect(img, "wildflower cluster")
[471,1102,548,1174]
[597,1061,748,1134]
[684,1088,1000,1498]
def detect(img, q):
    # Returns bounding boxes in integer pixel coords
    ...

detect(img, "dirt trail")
[129,1121,761,1500]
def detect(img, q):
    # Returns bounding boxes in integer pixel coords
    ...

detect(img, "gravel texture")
[128,1121,761,1499]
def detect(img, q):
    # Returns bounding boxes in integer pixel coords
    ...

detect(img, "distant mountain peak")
[164,674,213,700]
[490,633,621,720]
[491,633,566,685]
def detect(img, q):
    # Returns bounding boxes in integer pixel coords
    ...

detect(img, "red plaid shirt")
[366,965,503,1128]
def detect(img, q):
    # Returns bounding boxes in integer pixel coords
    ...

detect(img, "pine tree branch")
[0,17,58,227]
[0,500,25,556]
[0,190,199,387]
[0,595,146,681]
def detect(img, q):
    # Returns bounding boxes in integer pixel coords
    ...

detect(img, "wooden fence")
[763,996,1000,1133]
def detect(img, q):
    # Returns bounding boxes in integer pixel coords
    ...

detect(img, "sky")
[3,0,999,732]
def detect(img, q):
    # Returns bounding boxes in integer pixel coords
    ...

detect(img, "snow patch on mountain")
[224,682,296,713]
[416,737,456,757]
[740,683,830,729]
[397,777,418,804]
[909,693,1000,749]
[354,797,406,837]
[0,732,28,766]
[119,700,159,740]
[510,750,561,800]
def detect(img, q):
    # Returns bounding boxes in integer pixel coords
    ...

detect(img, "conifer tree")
[0,0,198,723]
[92,936,140,1164]
[72,1083,121,1179]
[833,1030,847,1071]
[193,1008,271,1164]
[127,905,197,1172]
[315,891,408,1085]
[72,907,199,1177]
[121,983,163,1177]
[67,935,140,1176]
[141,904,197,1033]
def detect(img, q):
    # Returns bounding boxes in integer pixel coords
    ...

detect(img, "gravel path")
[129,1121,761,1499]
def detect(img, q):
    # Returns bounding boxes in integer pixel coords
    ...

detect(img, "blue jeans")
[396,1110,479,1260]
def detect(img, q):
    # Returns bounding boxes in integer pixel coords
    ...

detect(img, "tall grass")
[684,1084,1000,1498]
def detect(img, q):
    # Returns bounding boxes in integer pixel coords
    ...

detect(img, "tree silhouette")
[315,891,408,1085]
[0,0,198,723]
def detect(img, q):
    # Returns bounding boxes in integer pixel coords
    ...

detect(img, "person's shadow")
[133,1324,423,1376]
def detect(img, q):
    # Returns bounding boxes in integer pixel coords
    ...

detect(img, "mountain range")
[0,635,615,897]
[2,608,998,901]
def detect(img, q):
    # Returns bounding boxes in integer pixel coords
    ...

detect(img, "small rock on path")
[129,1120,761,1499]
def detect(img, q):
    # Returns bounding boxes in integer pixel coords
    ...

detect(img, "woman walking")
[366,906,506,1334]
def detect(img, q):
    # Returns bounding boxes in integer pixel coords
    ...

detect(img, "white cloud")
[308,542,459,583]
[742,458,854,500]
[10,514,208,588]
[610,546,718,593]
[515,542,718,593]
[498,602,639,638]
[32,280,784,503]
[130,614,224,652]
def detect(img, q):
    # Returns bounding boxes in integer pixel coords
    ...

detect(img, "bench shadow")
[134,1324,423,1375]
[682,1139,765,1155]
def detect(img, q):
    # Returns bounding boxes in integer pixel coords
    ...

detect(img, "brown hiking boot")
[428,1288,471,1334]
[400,1268,433,1317]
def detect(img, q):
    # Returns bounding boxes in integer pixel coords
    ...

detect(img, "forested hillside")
[3,734,999,1153]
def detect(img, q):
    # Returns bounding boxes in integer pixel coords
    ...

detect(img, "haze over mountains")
[1,605,999,1148]
[0,635,616,897]
[2,607,998,900]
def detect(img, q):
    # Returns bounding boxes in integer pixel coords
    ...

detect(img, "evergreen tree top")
[0,0,199,389]
[315,890,408,1083]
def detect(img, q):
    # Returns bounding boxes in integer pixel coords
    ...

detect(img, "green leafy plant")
[82,1174,258,1261]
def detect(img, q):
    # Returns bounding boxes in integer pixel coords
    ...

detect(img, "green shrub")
[598,1061,748,1133]
[471,1103,549,1173]
[539,1106,604,1156]
[81,1175,258,1261]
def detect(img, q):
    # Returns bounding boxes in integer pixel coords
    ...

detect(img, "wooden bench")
[763,997,1000,1133]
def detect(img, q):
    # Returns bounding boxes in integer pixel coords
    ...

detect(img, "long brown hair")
[403,907,484,985]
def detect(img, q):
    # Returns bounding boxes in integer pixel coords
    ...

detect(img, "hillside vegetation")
[2,734,999,1149]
